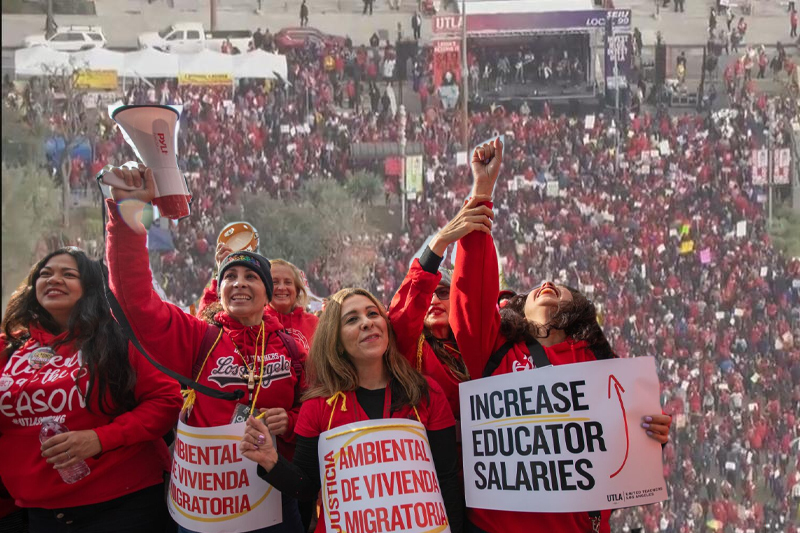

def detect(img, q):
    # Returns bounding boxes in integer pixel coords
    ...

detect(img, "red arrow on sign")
[608,374,628,479]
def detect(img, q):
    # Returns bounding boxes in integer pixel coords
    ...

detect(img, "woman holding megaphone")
[104,165,305,533]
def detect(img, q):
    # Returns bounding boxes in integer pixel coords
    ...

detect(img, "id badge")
[231,403,252,424]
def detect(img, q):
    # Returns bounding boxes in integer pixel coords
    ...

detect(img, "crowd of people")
[2,24,800,531]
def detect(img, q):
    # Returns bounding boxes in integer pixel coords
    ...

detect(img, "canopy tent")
[121,48,180,78]
[71,48,125,71]
[233,49,288,80]
[177,49,234,75]
[15,48,288,81]
[14,47,72,76]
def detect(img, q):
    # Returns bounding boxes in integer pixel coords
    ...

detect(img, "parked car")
[23,25,107,52]
[138,23,252,53]
[274,27,347,51]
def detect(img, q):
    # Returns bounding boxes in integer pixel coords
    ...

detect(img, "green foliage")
[344,170,383,205]
[233,179,373,291]
[1,105,47,169]
[1,164,62,312]
[770,205,800,259]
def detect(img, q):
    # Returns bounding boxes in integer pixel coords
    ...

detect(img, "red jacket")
[105,199,303,458]
[0,325,181,509]
[389,259,465,419]
[450,212,612,533]
[294,378,456,533]
[199,280,319,356]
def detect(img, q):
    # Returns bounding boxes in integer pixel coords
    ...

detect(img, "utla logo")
[607,493,623,502]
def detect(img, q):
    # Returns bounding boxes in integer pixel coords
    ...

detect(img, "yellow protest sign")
[680,240,695,254]
[75,70,118,90]
[178,73,233,86]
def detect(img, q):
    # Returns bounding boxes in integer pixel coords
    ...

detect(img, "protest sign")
[459,357,667,513]
[169,420,281,533]
[318,419,451,533]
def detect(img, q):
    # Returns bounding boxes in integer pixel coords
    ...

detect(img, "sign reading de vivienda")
[318,419,451,533]
[459,357,668,513]
[169,420,282,533]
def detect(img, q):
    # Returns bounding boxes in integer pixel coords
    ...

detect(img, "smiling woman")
[237,287,465,533]
[103,165,306,533]
[0,247,182,533]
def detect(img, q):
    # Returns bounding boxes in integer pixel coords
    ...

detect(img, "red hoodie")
[389,259,465,419]
[0,325,182,509]
[105,199,303,459]
[450,205,612,533]
[199,280,319,356]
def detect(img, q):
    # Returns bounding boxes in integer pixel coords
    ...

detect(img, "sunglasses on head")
[433,287,450,301]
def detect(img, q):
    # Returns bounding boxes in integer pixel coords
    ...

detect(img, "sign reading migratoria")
[459,357,668,513]
[318,419,451,533]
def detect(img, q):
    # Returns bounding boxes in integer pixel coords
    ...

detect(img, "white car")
[23,26,107,52]
[138,23,251,54]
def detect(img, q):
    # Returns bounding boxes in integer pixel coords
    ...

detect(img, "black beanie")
[217,251,274,301]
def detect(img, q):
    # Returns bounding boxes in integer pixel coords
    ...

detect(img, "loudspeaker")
[99,105,191,219]
[655,43,667,85]
[396,40,418,81]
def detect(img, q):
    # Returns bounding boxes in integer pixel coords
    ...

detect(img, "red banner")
[433,40,461,88]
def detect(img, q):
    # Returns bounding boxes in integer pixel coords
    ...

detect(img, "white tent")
[233,50,288,80]
[14,46,72,76]
[70,48,125,71]
[178,49,234,75]
[121,48,180,78]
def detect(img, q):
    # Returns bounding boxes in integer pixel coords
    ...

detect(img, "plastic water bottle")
[39,417,90,484]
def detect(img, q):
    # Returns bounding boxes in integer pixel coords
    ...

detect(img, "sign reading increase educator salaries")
[459,357,668,513]
[319,419,451,533]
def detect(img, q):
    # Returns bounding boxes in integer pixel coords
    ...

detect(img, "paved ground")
[1,0,791,50]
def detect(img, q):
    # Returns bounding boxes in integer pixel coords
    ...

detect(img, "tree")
[344,170,383,205]
[1,164,62,312]
[233,179,374,294]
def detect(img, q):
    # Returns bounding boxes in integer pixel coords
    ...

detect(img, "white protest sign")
[459,357,667,513]
[736,220,747,238]
[318,419,451,533]
[169,420,282,533]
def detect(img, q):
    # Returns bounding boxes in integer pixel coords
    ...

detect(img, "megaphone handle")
[97,168,142,191]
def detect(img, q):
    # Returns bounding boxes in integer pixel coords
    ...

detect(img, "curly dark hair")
[1,248,137,415]
[498,286,615,361]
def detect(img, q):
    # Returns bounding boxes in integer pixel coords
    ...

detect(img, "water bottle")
[39,417,90,484]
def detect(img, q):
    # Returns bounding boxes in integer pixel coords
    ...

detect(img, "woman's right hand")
[109,165,156,205]
[429,196,494,256]
[240,416,279,471]
[215,242,234,271]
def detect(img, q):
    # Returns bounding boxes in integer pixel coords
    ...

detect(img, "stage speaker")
[655,43,667,86]
[396,40,418,81]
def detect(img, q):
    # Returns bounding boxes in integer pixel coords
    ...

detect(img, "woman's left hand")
[257,408,289,436]
[41,430,102,469]
[641,414,672,445]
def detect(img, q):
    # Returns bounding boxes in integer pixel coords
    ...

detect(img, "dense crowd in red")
[6,36,800,530]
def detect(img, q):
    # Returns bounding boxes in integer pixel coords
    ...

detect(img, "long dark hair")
[499,286,616,360]
[1,248,137,415]
[424,332,470,381]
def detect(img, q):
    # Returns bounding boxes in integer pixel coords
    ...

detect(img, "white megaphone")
[98,104,192,220]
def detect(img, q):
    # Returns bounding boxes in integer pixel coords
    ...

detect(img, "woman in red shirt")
[104,166,305,533]
[0,248,181,532]
[451,139,672,533]
[239,288,464,533]
[389,196,493,419]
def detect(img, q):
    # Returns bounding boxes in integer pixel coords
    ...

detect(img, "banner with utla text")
[318,419,451,533]
[459,356,668,513]
[168,420,282,533]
